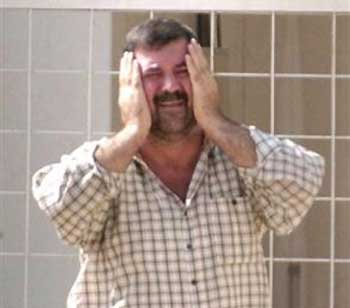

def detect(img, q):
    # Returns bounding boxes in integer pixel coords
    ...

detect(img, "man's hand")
[185,39,220,126]
[94,52,151,173]
[186,39,257,168]
[118,51,151,137]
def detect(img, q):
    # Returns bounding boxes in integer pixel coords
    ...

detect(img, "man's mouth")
[158,99,185,108]
[154,91,188,108]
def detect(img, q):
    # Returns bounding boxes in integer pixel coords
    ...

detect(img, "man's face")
[135,38,196,141]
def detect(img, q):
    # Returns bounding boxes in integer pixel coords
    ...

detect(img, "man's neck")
[139,129,204,170]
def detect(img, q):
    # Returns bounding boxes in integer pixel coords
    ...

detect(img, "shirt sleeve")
[238,127,325,236]
[32,139,122,249]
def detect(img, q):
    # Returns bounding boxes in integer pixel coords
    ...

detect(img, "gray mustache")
[154,91,188,105]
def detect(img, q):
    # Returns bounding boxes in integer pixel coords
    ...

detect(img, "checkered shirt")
[32,127,325,308]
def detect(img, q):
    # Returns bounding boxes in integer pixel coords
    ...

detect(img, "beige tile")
[275,78,331,135]
[273,262,329,308]
[274,202,330,258]
[335,140,350,197]
[336,15,350,74]
[215,14,270,73]
[217,76,270,132]
[335,202,350,258]
[334,263,350,307]
[276,14,332,74]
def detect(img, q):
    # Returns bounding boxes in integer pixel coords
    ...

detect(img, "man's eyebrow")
[143,65,161,73]
[175,61,187,68]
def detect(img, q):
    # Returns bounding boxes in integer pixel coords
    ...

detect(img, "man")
[33,18,324,308]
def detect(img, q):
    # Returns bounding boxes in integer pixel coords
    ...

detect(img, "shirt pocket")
[204,196,264,264]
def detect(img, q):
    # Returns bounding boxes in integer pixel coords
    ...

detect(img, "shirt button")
[186,243,193,250]
[191,279,198,286]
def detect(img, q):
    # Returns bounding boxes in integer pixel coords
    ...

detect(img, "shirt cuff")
[91,138,122,198]
[238,126,281,178]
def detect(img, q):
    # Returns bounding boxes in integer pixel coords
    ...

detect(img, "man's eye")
[176,68,189,76]
[144,72,162,79]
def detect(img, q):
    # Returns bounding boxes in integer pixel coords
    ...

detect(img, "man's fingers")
[188,39,208,72]
[185,54,198,82]
[131,59,141,86]
[119,51,134,84]
[119,52,127,82]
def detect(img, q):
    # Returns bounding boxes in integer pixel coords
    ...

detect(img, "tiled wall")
[0,8,349,308]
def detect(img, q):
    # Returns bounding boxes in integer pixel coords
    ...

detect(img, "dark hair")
[123,18,198,52]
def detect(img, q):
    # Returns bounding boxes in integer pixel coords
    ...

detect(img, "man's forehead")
[134,39,189,69]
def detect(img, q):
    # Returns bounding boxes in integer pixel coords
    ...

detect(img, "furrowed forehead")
[135,39,189,71]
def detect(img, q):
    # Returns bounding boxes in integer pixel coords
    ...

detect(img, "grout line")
[0,252,26,257]
[214,72,270,77]
[268,12,276,308]
[334,259,350,263]
[0,68,28,72]
[32,69,86,74]
[272,258,331,263]
[0,129,27,134]
[210,11,215,73]
[94,70,119,75]
[333,197,350,202]
[0,252,77,257]
[3,67,350,78]
[31,130,86,135]
[329,12,336,308]
[0,190,26,195]
[275,73,332,78]
[29,253,78,257]
[23,8,32,308]
[86,9,94,141]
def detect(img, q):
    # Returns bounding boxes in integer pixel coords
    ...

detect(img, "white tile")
[92,73,121,133]
[0,9,28,69]
[0,256,25,308]
[31,72,87,131]
[0,71,27,130]
[0,133,27,190]
[0,194,26,253]
[28,256,78,308]
[32,10,90,70]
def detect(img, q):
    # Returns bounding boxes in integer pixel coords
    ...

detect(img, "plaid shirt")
[32,127,324,308]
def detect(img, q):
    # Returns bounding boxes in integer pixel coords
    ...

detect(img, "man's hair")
[124,18,198,52]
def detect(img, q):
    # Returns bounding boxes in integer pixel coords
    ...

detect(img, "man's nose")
[162,73,181,92]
